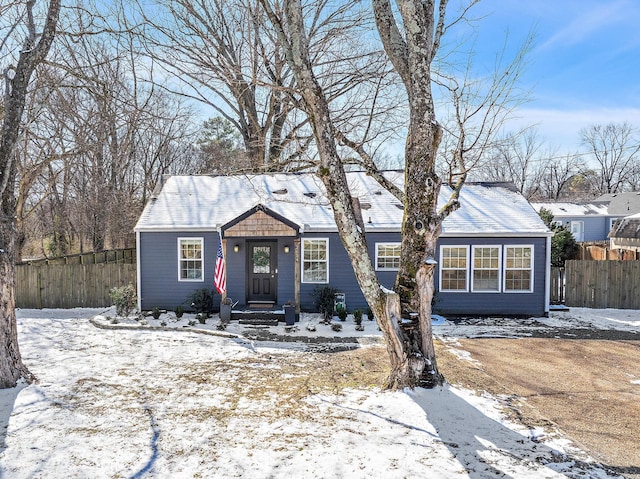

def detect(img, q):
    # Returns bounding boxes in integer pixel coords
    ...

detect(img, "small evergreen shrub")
[353,309,363,325]
[366,306,374,321]
[337,305,348,321]
[151,307,161,319]
[187,289,214,316]
[312,286,339,320]
[331,322,342,332]
[174,305,184,318]
[109,284,137,317]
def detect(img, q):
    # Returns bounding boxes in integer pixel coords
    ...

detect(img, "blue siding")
[140,231,548,317]
[556,216,608,241]
[140,233,296,310]
[139,231,221,311]
[434,237,548,317]
[299,232,400,312]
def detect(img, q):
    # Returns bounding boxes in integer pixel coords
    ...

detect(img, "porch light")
[283,245,290,254]
[233,244,240,253]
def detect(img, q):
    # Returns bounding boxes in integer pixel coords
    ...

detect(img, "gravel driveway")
[435,309,640,479]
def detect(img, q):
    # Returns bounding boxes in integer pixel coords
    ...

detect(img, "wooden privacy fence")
[564,260,640,309]
[16,263,136,309]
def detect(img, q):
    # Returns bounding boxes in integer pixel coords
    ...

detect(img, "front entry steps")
[247,301,276,309]
[233,305,284,325]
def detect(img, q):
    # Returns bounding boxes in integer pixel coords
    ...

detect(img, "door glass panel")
[252,246,271,274]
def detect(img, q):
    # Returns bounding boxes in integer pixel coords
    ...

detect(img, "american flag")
[214,237,226,294]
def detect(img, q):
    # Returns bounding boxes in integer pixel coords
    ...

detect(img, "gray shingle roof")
[134,172,550,236]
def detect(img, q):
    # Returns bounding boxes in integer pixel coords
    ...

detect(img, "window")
[376,243,401,271]
[472,246,501,292]
[439,246,469,291]
[302,238,328,283]
[570,221,584,241]
[178,238,204,281]
[504,246,533,292]
[609,218,620,232]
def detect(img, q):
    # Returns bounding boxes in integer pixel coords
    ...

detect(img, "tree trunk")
[0,205,34,387]
[261,0,438,389]
[0,0,61,388]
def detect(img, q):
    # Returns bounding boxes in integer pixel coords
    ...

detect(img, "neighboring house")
[609,212,640,253]
[135,172,552,317]
[532,193,640,243]
[596,191,640,217]
[531,202,614,242]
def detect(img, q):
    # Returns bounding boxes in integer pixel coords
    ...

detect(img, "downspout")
[545,234,551,316]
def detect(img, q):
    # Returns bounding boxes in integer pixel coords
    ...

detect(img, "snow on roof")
[609,212,640,239]
[135,172,549,236]
[531,202,609,217]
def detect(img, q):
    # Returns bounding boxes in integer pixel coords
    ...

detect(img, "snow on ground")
[0,307,632,478]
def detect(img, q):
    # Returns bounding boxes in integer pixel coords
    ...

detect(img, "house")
[135,172,552,317]
[532,192,640,243]
[609,212,640,253]
[531,201,614,242]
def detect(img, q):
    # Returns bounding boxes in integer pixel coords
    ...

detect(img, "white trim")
[177,237,205,282]
[503,245,534,293]
[439,232,553,238]
[301,238,329,284]
[136,231,142,311]
[375,242,401,271]
[439,245,470,292]
[570,220,585,242]
[545,236,551,314]
[471,245,502,293]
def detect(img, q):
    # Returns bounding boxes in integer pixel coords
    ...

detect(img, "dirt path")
[436,338,640,479]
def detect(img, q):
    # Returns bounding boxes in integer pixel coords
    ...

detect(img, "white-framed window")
[570,220,584,241]
[471,246,501,292]
[178,237,204,281]
[439,246,469,291]
[504,245,534,292]
[609,218,620,232]
[375,243,401,271]
[302,238,329,283]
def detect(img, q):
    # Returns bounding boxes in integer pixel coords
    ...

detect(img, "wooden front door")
[247,242,277,303]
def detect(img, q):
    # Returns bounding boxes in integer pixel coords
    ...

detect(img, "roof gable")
[223,206,298,237]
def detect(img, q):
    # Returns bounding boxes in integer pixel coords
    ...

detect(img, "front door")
[247,242,277,303]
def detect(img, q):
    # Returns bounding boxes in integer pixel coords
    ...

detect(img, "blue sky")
[468,0,640,153]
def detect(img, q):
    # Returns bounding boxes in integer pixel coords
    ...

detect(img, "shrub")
[331,322,342,332]
[312,286,338,320]
[353,309,363,325]
[109,284,137,317]
[366,306,374,321]
[337,305,348,321]
[151,306,161,319]
[174,305,184,318]
[187,288,214,316]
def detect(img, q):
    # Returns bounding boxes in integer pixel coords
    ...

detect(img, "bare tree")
[15,16,199,257]
[580,122,640,195]
[536,152,581,200]
[258,0,528,388]
[0,0,61,388]
[132,0,402,172]
[478,129,545,199]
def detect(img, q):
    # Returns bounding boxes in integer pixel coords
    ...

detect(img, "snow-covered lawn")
[0,307,632,478]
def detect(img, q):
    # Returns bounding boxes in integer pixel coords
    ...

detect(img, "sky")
[467,0,640,153]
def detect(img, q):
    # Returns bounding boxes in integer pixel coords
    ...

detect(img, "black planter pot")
[284,305,296,326]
